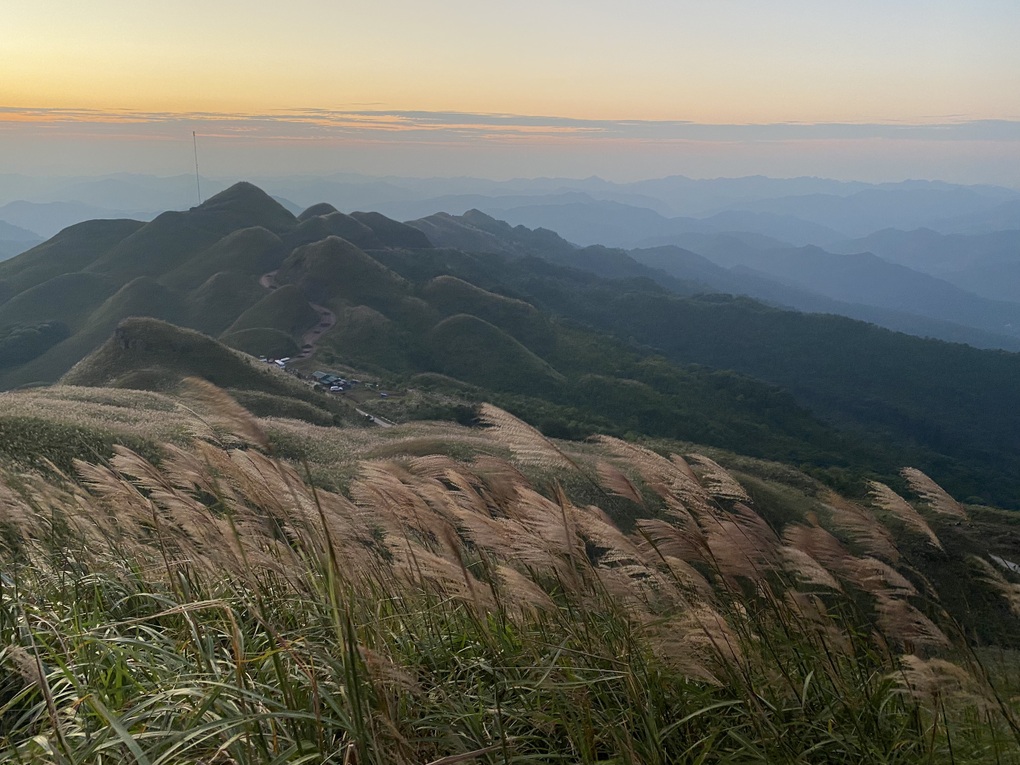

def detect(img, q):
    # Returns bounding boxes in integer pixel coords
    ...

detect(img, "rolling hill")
[4,181,1020,508]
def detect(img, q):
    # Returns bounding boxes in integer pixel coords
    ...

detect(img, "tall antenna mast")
[192,131,203,205]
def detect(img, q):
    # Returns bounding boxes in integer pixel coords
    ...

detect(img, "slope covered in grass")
[59,317,361,426]
[276,235,411,308]
[220,327,300,359]
[428,313,565,395]
[423,274,557,354]
[2,182,1020,506]
[0,218,143,292]
[185,271,267,335]
[290,209,383,250]
[162,225,287,290]
[223,283,319,338]
[0,391,1018,763]
[0,272,119,329]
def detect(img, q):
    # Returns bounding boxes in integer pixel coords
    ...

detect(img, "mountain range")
[4,173,1017,351]
[2,181,1020,509]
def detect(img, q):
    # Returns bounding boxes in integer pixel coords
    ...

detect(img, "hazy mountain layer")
[4,181,1020,507]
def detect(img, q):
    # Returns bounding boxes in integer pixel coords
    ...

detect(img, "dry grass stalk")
[635,518,710,568]
[594,436,676,488]
[0,473,53,540]
[782,523,852,574]
[357,645,420,695]
[469,456,531,518]
[494,563,557,614]
[571,503,649,566]
[352,461,454,547]
[179,377,269,450]
[390,543,488,605]
[595,461,645,507]
[874,596,950,651]
[823,491,900,563]
[969,555,1020,617]
[844,557,917,598]
[783,521,938,645]
[569,503,685,609]
[894,655,989,709]
[690,501,779,584]
[595,565,673,615]
[161,442,242,506]
[594,437,717,519]
[669,454,701,483]
[867,481,943,550]
[900,467,967,519]
[74,459,160,545]
[777,545,842,591]
[659,556,714,600]
[476,403,576,469]
[650,604,743,685]
[222,447,380,573]
[687,455,751,503]
[781,590,850,652]
[4,645,46,690]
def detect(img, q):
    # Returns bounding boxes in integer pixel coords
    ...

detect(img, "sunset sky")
[3,0,1019,182]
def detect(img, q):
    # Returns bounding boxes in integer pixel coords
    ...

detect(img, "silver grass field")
[0,384,1018,763]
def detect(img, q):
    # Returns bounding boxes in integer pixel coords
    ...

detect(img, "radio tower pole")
[192,131,203,205]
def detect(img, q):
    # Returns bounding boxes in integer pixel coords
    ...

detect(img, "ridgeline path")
[259,270,336,360]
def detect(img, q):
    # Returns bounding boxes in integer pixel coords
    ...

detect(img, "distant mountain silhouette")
[6,181,1020,506]
[832,228,1020,304]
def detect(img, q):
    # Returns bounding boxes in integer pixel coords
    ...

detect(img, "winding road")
[259,270,336,360]
[259,270,394,427]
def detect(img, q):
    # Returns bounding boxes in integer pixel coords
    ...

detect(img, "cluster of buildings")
[311,370,360,393]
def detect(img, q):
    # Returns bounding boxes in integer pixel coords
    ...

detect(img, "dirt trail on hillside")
[260,270,336,360]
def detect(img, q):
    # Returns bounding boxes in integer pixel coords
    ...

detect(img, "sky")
[3,0,1020,183]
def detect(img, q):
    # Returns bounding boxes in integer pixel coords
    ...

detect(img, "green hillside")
[0,278,184,387]
[290,210,382,250]
[423,275,556,354]
[223,283,319,338]
[349,210,433,249]
[276,235,410,308]
[162,225,286,290]
[185,271,267,335]
[319,304,417,373]
[220,327,300,359]
[427,313,565,395]
[0,218,143,292]
[61,316,361,426]
[0,272,118,329]
[64,316,287,391]
[2,181,1020,506]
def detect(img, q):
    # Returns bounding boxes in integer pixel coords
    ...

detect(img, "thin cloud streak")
[2,107,1019,145]
[3,107,1018,186]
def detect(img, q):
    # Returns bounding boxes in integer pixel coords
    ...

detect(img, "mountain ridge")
[3,181,1020,506]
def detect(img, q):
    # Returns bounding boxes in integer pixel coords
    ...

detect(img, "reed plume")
[823,491,900,563]
[595,461,645,507]
[868,480,943,550]
[901,467,967,519]
[476,403,576,469]
[687,454,751,503]
[969,555,1020,617]
[179,376,269,450]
